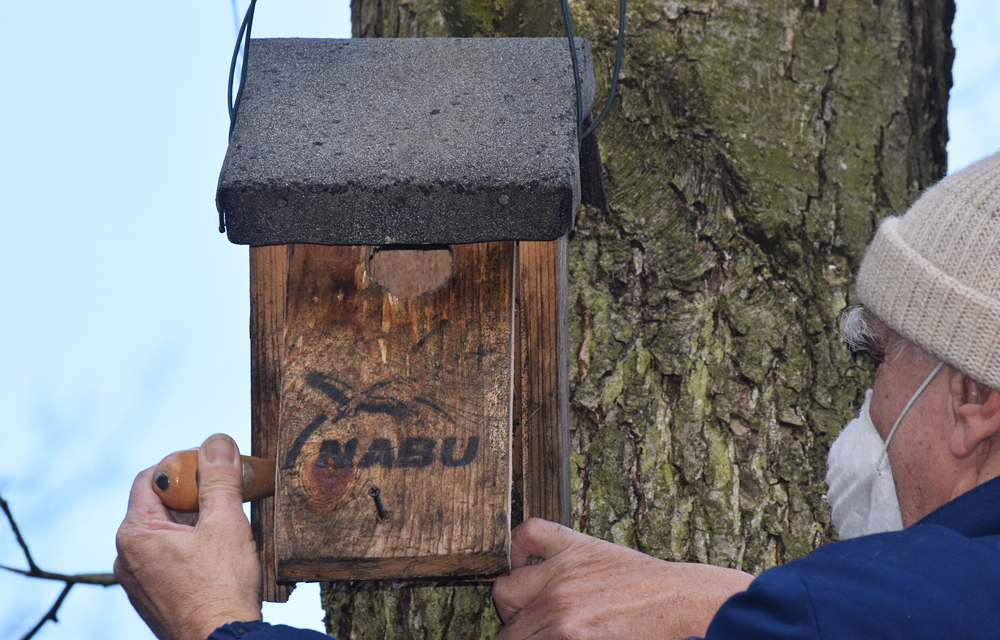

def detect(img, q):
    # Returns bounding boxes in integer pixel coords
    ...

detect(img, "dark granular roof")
[217,37,601,246]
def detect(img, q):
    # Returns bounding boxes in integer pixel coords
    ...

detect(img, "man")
[116,151,1000,639]
[492,151,1000,638]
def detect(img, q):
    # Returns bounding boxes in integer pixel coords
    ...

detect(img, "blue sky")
[0,1,996,638]
[0,2,347,637]
[946,0,1000,171]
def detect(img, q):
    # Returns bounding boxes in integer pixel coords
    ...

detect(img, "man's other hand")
[493,518,754,640]
[115,434,263,640]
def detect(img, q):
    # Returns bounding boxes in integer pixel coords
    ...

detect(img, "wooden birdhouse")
[216,37,605,601]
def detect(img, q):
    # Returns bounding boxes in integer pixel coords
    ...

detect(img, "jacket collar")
[914,475,1000,539]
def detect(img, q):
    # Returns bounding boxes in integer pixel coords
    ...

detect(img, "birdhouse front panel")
[273,242,513,581]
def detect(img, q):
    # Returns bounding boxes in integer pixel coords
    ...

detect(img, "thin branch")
[0,563,118,586]
[0,491,40,573]
[1,489,119,639]
[21,583,73,640]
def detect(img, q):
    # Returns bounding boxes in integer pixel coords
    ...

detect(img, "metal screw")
[368,486,388,520]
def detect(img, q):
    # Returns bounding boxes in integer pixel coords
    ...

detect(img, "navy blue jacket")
[700,476,1000,638]
[207,621,330,639]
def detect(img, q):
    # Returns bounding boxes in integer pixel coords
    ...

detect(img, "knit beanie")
[857,150,1000,390]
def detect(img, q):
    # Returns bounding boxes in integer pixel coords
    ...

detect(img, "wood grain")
[274,243,513,581]
[249,244,294,603]
[515,237,570,525]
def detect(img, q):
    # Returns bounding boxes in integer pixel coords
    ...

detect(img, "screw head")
[368,486,380,498]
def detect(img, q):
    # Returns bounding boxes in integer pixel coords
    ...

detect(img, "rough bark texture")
[322,0,954,636]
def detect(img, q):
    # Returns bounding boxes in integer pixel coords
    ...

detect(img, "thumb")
[493,519,590,624]
[510,518,581,569]
[196,434,245,522]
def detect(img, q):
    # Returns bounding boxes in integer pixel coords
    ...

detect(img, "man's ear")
[949,372,1000,459]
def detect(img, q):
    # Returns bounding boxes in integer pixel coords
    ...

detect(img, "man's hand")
[492,518,754,640]
[114,434,263,640]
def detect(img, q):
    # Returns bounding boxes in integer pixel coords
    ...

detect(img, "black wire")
[560,0,584,143]
[222,0,257,232]
[582,0,626,140]
[561,0,626,144]
[228,0,257,135]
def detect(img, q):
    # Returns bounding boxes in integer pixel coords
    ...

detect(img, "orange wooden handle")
[152,449,276,512]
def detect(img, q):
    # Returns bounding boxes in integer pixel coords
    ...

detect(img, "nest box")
[217,37,604,601]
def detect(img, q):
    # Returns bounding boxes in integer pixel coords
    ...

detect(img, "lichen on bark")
[323,0,954,636]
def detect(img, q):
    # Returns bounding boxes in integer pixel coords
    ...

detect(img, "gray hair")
[839,306,935,364]
[840,306,882,353]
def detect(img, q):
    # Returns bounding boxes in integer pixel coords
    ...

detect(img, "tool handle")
[152,449,276,512]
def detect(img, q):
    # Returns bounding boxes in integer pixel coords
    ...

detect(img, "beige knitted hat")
[857,150,1000,390]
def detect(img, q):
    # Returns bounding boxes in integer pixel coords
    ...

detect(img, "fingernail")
[205,436,238,466]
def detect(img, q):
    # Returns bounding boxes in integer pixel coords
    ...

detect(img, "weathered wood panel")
[275,243,514,581]
[249,244,294,603]
[516,237,570,525]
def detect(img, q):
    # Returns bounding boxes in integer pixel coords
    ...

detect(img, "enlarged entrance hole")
[368,245,454,299]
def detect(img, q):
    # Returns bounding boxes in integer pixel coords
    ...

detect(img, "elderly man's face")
[867,321,956,526]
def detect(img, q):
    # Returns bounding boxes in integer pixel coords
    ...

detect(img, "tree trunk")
[322,0,954,636]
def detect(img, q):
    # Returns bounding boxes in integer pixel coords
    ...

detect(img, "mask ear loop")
[875,361,945,474]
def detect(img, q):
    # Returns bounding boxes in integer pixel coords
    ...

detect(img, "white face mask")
[825,362,943,539]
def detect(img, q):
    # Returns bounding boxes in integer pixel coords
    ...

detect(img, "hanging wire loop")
[220,0,623,234]
[222,0,258,232]
[561,0,627,144]
[228,0,258,136]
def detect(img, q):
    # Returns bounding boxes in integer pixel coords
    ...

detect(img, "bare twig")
[19,583,73,640]
[0,490,119,639]
[0,492,40,574]
[0,563,119,586]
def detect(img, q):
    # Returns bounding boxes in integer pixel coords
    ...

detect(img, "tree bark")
[323,0,954,636]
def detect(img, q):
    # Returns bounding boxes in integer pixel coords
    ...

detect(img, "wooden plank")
[275,242,513,581]
[511,262,524,530]
[249,244,294,603]
[516,236,570,525]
